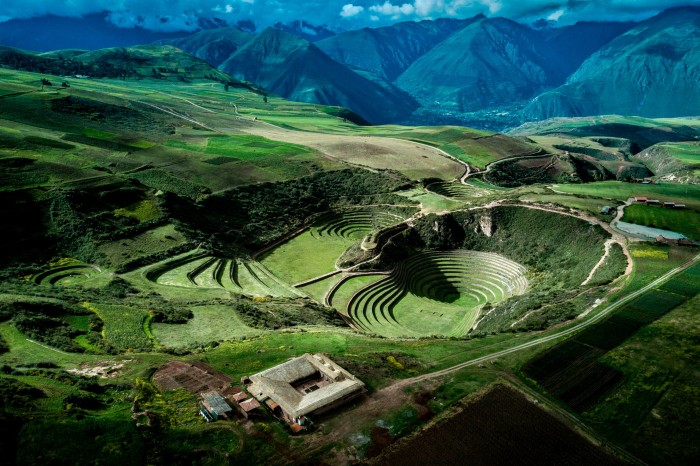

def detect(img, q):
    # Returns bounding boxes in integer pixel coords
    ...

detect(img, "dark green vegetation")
[387,206,615,332]
[523,250,700,464]
[0,57,698,465]
[167,168,411,255]
[1,44,236,83]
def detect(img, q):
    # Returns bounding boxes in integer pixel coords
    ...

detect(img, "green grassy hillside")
[0,53,698,466]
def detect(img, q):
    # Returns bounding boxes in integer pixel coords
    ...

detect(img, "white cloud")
[369,2,415,19]
[547,8,565,21]
[340,3,364,18]
[414,0,444,17]
[479,0,502,14]
[0,0,696,31]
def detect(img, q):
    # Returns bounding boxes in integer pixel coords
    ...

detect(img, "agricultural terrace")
[343,251,528,338]
[427,181,497,200]
[32,261,103,287]
[2,66,699,464]
[143,252,302,298]
[261,208,409,284]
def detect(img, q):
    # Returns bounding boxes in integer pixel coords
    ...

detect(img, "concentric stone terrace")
[145,253,302,298]
[312,209,404,240]
[428,182,495,199]
[33,264,101,286]
[345,250,528,337]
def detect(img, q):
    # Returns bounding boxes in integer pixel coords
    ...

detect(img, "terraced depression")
[343,251,528,337]
[143,252,302,298]
[32,262,103,286]
[261,208,411,285]
[1,23,699,465]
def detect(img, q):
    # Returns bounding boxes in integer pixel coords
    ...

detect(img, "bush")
[150,306,193,324]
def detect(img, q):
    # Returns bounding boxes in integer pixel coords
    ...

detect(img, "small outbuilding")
[635,196,648,203]
[200,390,234,421]
[238,398,261,419]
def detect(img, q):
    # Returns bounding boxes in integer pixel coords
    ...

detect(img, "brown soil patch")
[152,360,232,394]
[373,384,625,466]
[67,359,136,378]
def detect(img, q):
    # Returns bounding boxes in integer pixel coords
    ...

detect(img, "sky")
[1,0,699,31]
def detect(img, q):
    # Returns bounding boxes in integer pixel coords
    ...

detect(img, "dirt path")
[499,201,636,278]
[581,238,615,286]
[462,149,546,182]
[133,100,219,132]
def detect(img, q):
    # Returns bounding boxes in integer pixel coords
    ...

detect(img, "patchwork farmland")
[0,63,697,465]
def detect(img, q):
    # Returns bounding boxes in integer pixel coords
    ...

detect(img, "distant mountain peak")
[272,20,338,42]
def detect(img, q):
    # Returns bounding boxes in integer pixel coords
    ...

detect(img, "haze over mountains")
[0,6,698,128]
[525,7,700,120]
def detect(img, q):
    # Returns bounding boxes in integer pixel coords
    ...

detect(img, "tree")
[263,95,268,104]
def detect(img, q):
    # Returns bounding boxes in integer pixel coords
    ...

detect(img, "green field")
[297,273,345,303]
[84,303,151,351]
[396,188,466,212]
[260,230,353,284]
[152,304,263,347]
[1,62,699,465]
[583,292,700,464]
[621,204,700,240]
[328,274,385,314]
[552,181,700,209]
[654,142,700,165]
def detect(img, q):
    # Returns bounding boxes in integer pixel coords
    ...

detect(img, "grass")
[396,188,466,212]
[0,322,91,367]
[113,199,161,222]
[552,181,700,209]
[260,230,354,284]
[298,273,345,302]
[623,243,693,294]
[654,142,700,165]
[582,294,700,464]
[621,204,700,240]
[83,303,151,351]
[98,223,187,269]
[329,275,384,314]
[520,193,618,218]
[206,134,312,159]
[152,304,263,348]
[203,328,544,384]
